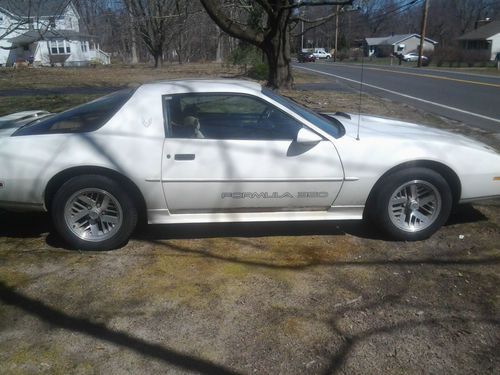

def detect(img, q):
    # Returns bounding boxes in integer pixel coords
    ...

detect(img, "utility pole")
[334,5,339,62]
[301,19,304,51]
[418,0,429,67]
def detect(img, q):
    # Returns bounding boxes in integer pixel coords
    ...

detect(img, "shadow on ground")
[0,203,498,374]
[0,204,488,246]
[0,281,240,375]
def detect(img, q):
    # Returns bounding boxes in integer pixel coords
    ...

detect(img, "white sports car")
[1,80,499,250]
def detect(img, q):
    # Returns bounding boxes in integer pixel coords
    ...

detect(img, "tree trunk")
[153,51,162,68]
[215,26,223,63]
[130,31,139,64]
[129,12,139,64]
[262,19,293,89]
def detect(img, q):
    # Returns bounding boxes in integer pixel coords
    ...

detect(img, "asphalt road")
[293,62,500,132]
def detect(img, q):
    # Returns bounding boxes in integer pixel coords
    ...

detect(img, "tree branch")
[282,0,354,10]
[200,0,265,46]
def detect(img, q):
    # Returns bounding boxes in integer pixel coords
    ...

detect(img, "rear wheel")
[52,175,137,250]
[369,168,452,241]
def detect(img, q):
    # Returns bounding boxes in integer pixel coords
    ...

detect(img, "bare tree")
[0,0,71,41]
[200,0,354,89]
[122,0,189,67]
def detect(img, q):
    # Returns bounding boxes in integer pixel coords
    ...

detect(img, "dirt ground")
[0,63,499,375]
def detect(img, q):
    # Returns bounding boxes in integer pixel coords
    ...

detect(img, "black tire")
[51,175,138,250]
[369,168,452,241]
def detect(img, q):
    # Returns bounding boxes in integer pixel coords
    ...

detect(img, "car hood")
[327,113,496,152]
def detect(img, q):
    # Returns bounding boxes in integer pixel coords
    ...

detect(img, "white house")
[364,34,438,58]
[458,21,500,61]
[0,0,110,67]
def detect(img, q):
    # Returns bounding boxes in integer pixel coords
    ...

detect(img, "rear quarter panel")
[0,88,167,211]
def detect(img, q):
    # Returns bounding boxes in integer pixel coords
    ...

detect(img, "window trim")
[49,39,71,55]
[162,92,312,141]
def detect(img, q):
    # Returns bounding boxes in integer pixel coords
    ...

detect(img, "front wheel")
[369,168,452,241]
[52,175,138,250]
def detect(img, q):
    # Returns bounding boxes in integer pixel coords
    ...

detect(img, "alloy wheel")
[388,180,441,233]
[64,188,123,242]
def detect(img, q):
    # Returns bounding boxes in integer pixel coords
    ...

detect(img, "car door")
[161,93,344,214]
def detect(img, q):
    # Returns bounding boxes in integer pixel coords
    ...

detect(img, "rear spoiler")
[0,111,53,137]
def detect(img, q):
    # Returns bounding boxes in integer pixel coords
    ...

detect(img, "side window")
[165,93,303,140]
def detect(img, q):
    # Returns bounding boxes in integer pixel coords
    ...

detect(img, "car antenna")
[356,52,365,141]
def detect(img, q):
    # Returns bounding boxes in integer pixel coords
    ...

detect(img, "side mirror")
[296,127,322,144]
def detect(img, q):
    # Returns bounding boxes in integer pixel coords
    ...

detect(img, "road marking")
[330,64,500,88]
[295,65,500,124]
[320,61,500,82]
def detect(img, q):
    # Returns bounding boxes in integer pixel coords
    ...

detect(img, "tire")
[51,175,138,250]
[369,168,452,241]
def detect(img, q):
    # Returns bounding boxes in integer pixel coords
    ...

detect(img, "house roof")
[365,37,387,46]
[365,34,438,46]
[385,34,416,45]
[0,0,71,17]
[458,21,500,40]
[8,29,92,44]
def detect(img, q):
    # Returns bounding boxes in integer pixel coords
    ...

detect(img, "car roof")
[136,79,263,97]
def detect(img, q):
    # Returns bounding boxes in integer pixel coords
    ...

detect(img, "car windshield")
[13,89,135,136]
[262,88,344,138]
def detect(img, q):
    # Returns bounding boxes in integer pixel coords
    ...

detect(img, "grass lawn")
[0,63,242,90]
[0,63,238,116]
[0,94,100,115]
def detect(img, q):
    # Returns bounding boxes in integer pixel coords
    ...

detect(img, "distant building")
[364,34,438,57]
[0,0,110,67]
[458,20,500,61]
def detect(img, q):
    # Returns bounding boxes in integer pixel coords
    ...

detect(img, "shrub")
[247,62,269,80]
[433,46,490,67]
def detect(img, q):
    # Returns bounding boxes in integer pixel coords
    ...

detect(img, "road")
[293,62,500,132]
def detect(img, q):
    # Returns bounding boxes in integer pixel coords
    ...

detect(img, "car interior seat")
[182,115,204,139]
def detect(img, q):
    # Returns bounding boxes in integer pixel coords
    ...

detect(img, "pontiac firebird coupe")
[1,80,499,250]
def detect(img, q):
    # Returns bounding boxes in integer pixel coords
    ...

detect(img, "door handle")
[174,153,195,161]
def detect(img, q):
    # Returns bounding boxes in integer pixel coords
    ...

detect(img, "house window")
[49,40,71,55]
[50,41,57,54]
[81,42,88,52]
[49,17,56,28]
